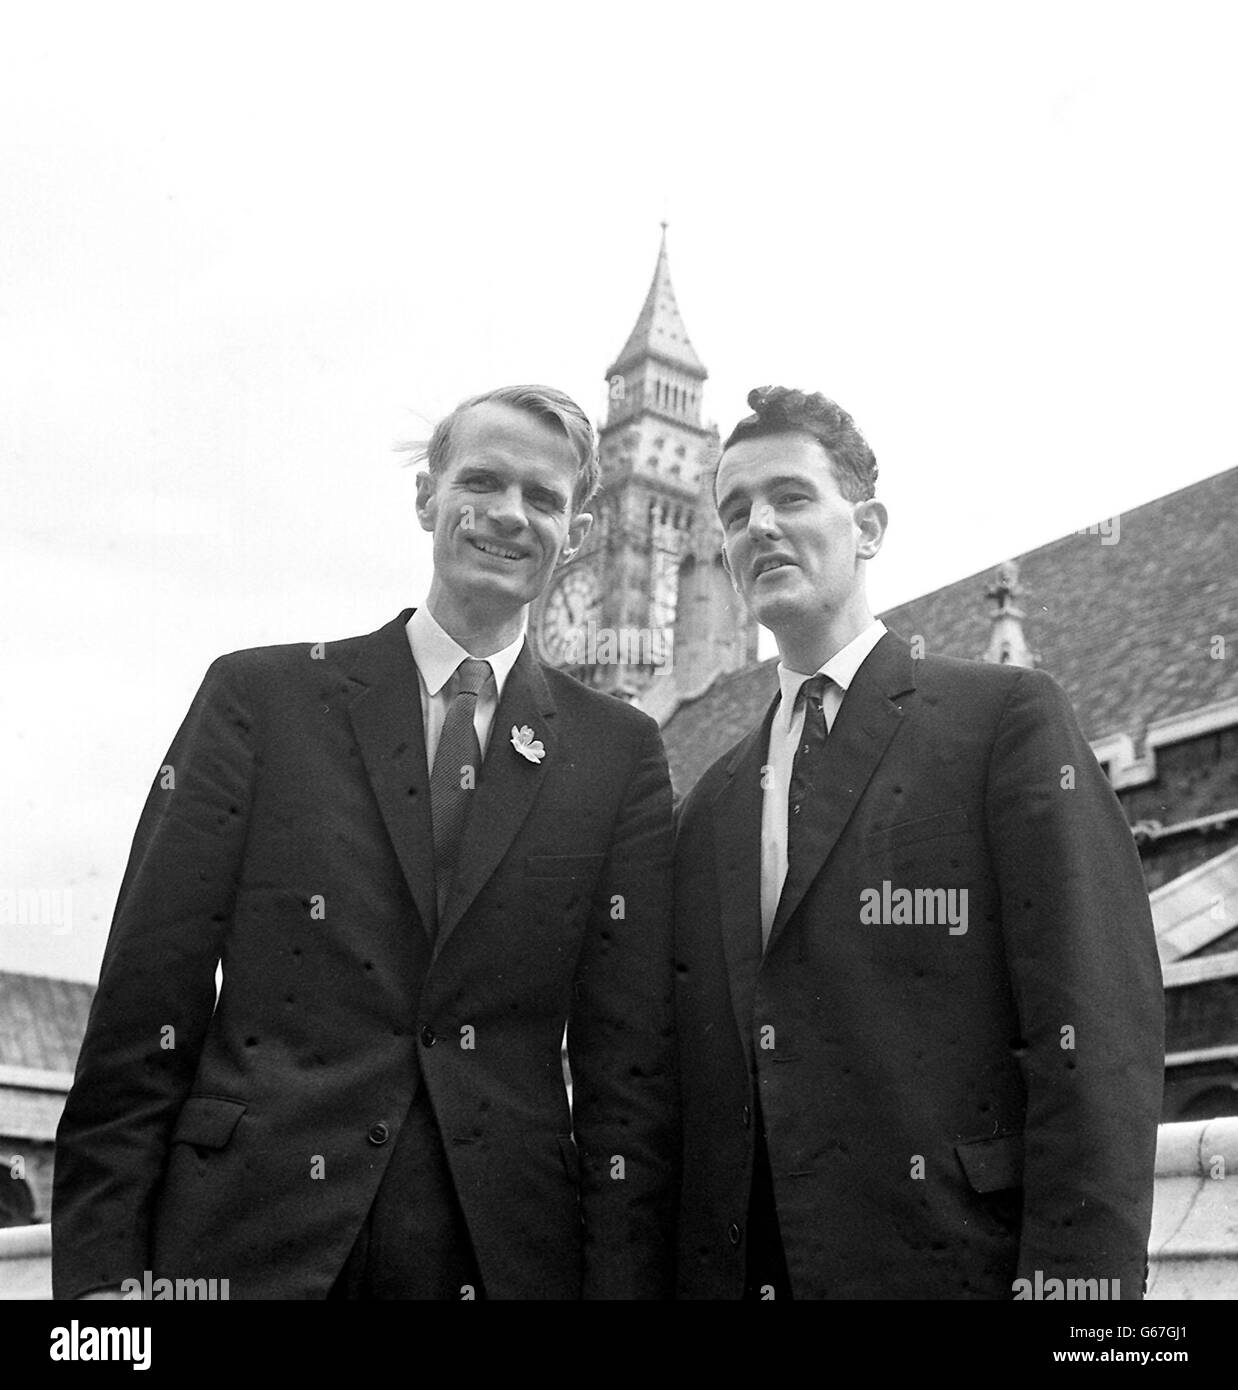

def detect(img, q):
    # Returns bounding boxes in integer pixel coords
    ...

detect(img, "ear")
[854,499,888,560]
[415,471,437,534]
[560,510,593,563]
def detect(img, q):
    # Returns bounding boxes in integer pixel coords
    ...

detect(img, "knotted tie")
[785,674,832,875]
[429,658,491,928]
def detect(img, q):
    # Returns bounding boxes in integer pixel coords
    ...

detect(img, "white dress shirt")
[759,619,888,946]
[405,606,525,769]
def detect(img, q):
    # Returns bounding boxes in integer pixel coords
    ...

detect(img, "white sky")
[4,1,1237,981]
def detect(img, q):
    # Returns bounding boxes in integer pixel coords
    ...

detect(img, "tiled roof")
[663,465,1238,797]
[606,227,706,379]
[0,972,94,1074]
[664,655,777,796]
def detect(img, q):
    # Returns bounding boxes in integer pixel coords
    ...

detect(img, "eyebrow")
[717,473,817,515]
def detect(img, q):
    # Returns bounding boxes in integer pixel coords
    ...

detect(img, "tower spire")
[530,226,754,712]
[606,225,706,381]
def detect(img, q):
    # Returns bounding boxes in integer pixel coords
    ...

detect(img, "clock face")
[540,566,600,666]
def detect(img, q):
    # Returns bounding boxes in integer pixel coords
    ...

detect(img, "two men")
[55,376,1165,1301]
[53,385,678,1300]
[674,387,1164,1299]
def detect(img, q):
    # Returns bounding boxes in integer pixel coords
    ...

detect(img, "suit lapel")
[345,610,438,939]
[765,632,917,954]
[712,697,778,1070]
[433,641,557,961]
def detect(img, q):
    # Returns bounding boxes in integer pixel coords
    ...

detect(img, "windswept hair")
[722,386,878,502]
[404,384,600,509]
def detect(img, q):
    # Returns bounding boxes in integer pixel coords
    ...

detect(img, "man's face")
[416,401,592,619]
[715,431,884,636]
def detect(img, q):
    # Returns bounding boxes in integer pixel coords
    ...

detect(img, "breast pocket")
[866,808,971,852]
[525,854,606,879]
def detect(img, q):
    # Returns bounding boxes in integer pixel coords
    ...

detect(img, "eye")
[723,505,748,530]
[528,490,564,513]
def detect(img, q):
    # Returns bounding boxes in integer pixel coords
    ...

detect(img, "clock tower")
[532,226,758,709]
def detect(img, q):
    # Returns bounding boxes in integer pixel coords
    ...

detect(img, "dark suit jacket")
[53,610,677,1299]
[674,632,1164,1299]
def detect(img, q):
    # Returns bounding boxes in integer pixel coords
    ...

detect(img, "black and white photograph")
[2,0,1235,1368]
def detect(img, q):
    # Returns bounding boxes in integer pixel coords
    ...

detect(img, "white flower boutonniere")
[510,725,546,764]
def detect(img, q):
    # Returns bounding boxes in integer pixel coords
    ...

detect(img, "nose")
[746,501,779,541]
[487,484,528,532]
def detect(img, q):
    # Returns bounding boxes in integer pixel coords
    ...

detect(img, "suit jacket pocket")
[955,1132,1023,1193]
[170,1096,247,1151]
[867,808,971,852]
[525,854,605,879]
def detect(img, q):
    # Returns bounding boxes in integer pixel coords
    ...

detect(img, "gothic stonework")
[531,227,757,704]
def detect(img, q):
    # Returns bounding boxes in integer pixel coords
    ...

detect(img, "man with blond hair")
[55,385,678,1300]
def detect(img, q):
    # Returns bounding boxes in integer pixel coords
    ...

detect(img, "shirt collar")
[775,619,888,730]
[405,605,525,702]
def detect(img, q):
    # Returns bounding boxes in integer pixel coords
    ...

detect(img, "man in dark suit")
[674,386,1164,1300]
[54,384,677,1300]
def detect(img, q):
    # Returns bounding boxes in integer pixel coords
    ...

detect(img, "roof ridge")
[0,968,95,988]
[880,464,1238,617]
[664,654,779,728]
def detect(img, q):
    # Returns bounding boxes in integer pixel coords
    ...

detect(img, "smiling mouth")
[469,536,527,562]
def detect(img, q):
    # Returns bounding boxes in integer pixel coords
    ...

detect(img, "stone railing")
[0,1221,51,1299]
[3,1117,1235,1299]
[1146,1116,1238,1298]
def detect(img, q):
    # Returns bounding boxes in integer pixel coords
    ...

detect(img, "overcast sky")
[4,2,1237,981]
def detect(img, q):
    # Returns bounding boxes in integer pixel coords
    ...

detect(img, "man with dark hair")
[54,385,678,1300]
[674,385,1164,1299]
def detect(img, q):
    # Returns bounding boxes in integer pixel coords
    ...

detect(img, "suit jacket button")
[420,1025,436,1047]
[742,1105,751,1129]
[728,1223,742,1246]
[368,1122,390,1145]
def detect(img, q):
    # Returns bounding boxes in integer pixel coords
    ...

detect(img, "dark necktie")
[429,658,491,928]
[786,674,832,876]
